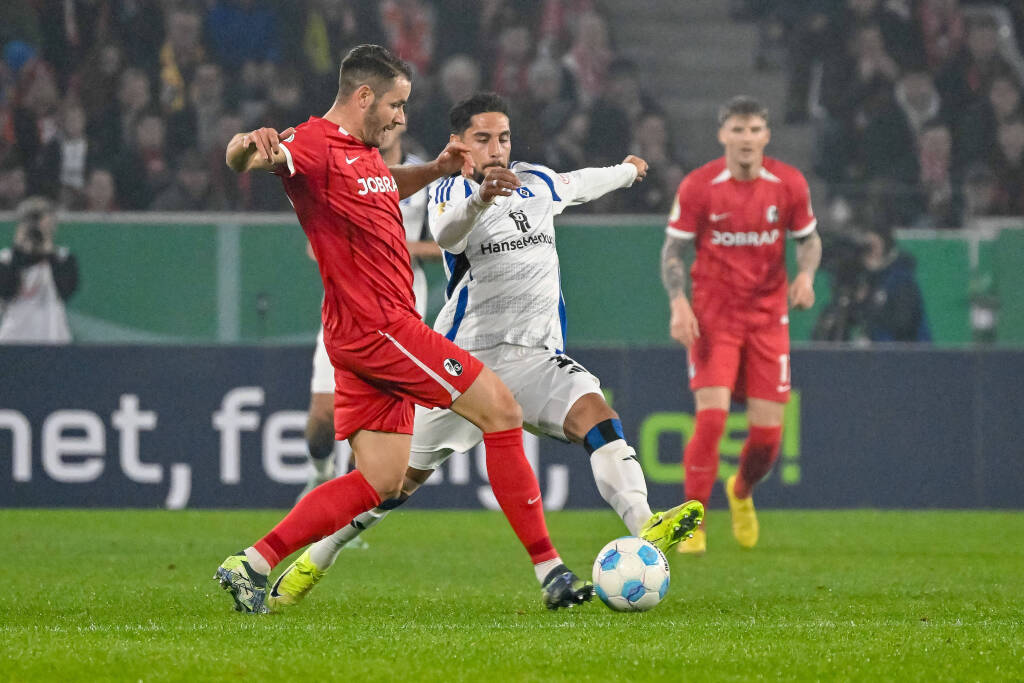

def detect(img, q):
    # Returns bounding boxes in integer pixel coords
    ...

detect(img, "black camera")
[24,211,45,245]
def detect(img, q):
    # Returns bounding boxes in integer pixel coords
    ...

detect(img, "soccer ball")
[591,536,670,612]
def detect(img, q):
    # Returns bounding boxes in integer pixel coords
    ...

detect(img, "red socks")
[733,425,782,499]
[254,470,381,568]
[484,428,558,564]
[683,409,727,506]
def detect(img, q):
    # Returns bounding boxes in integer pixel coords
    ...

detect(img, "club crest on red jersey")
[443,358,464,376]
[766,205,779,223]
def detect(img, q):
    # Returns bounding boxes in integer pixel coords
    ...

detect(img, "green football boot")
[639,500,705,553]
[267,549,327,610]
[214,552,269,614]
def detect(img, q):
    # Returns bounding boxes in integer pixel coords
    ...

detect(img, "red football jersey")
[666,156,816,320]
[278,117,417,343]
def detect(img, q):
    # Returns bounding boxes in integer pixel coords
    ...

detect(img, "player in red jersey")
[660,96,822,554]
[214,45,593,613]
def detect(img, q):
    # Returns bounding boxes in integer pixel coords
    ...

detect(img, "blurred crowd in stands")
[0,0,684,214]
[737,0,1024,229]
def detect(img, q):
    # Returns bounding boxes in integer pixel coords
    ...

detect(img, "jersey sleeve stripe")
[463,179,472,197]
[521,169,562,201]
[790,219,817,238]
[665,226,696,239]
[279,142,296,177]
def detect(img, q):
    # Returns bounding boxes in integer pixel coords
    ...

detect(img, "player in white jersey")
[268,92,704,609]
[299,125,441,499]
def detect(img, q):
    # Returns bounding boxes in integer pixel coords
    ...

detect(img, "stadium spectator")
[661,96,820,555]
[957,73,1023,168]
[541,108,590,173]
[81,167,118,212]
[412,54,481,153]
[282,0,385,97]
[916,0,966,71]
[0,196,78,344]
[53,101,92,208]
[0,165,28,210]
[991,116,1024,214]
[12,60,61,198]
[561,11,612,105]
[916,119,961,227]
[150,148,227,211]
[264,68,307,133]
[205,0,280,70]
[235,59,274,127]
[587,58,657,167]
[857,225,931,342]
[935,14,1016,114]
[90,67,152,168]
[115,112,172,210]
[78,44,123,132]
[894,68,945,140]
[616,111,686,214]
[962,163,1000,221]
[379,0,436,75]
[159,7,205,114]
[166,63,226,155]
[491,24,534,100]
[513,56,577,161]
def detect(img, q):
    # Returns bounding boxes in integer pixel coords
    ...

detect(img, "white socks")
[307,507,390,570]
[534,557,565,585]
[590,440,653,535]
[243,547,271,576]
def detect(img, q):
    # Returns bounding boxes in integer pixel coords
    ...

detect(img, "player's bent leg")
[450,365,522,433]
[562,394,656,536]
[349,429,412,501]
[298,392,338,502]
[268,467,435,611]
[453,368,592,608]
[725,399,783,550]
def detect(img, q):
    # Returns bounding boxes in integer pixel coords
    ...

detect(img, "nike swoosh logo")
[345,155,360,164]
[527,495,541,505]
[709,212,730,222]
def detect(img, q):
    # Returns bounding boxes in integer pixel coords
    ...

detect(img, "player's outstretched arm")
[225,127,295,173]
[661,234,699,348]
[429,166,520,251]
[558,155,648,207]
[391,140,472,199]
[789,231,822,310]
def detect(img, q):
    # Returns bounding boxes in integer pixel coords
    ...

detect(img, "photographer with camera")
[0,196,78,343]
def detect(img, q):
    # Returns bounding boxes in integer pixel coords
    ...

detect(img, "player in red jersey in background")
[660,96,822,554]
[214,44,593,613]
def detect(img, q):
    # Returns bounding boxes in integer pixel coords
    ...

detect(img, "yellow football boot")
[726,474,759,548]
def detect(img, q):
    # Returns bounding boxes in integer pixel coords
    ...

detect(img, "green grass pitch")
[2,509,1022,682]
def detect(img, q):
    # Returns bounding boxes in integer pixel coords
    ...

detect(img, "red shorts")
[687,311,791,403]
[328,315,484,440]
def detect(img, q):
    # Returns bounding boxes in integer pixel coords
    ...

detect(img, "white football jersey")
[428,160,636,351]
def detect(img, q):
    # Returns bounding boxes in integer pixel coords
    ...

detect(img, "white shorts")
[409,344,602,470]
[310,265,428,395]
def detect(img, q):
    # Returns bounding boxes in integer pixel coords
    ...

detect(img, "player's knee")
[488,386,522,431]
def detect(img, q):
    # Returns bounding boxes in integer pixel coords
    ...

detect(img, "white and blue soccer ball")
[592,536,670,612]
